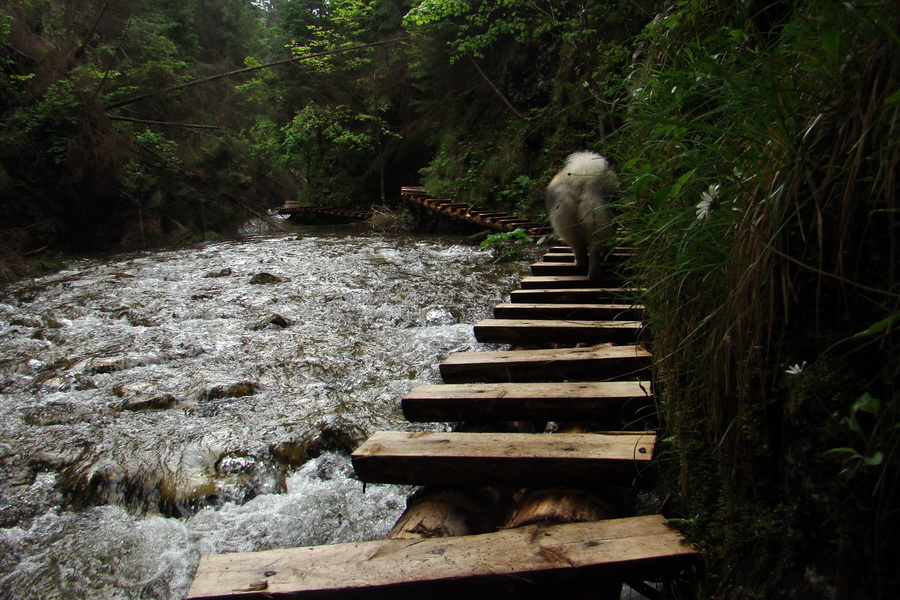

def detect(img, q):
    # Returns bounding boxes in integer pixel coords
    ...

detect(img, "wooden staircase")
[186,247,696,599]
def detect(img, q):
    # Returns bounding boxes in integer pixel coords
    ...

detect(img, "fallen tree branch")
[469,56,525,121]
[222,193,289,233]
[74,1,111,60]
[109,115,220,130]
[104,38,407,111]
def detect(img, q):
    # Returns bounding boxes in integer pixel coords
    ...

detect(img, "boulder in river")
[121,394,178,411]
[249,272,283,284]
[252,313,291,330]
[197,381,258,401]
[204,268,232,278]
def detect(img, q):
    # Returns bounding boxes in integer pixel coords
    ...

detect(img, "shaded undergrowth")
[609,1,899,597]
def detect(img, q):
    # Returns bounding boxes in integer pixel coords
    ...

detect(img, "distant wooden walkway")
[277,203,373,224]
[401,186,553,235]
[187,245,696,599]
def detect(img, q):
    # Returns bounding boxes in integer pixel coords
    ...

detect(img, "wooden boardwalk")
[277,203,374,223]
[401,186,553,235]
[187,245,696,599]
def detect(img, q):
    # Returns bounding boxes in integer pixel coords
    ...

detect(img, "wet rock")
[198,381,258,401]
[35,372,95,392]
[85,350,196,375]
[204,268,232,278]
[253,313,291,330]
[462,231,491,246]
[126,315,158,327]
[23,402,95,426]
[114,382,179,410]
[27,452,75,470]
[8,314,43,328]
[121,394,178,411]
[249,272,283,284]
[113,382,154,397]
[86,358,125,374]
[306,424,363,459]
[269,439,310,465]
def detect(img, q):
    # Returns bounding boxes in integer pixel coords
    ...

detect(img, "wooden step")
[530,261,588,276]
[403,381,653,423]
[351,431,655,487]
[474,319,644,344]
[493,302,645,321]
[440,344,651,383]
[186,515,696,599]
[510,287,641,304]
[521,275,625,289]
[539,252,576,263]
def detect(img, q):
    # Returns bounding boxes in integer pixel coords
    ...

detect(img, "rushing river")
[0,224,532,599]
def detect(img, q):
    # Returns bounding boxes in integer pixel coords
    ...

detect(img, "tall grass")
[609,1,899,596]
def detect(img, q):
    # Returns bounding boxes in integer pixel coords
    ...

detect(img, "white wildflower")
[785,361,808,375]
[695,183,721,220]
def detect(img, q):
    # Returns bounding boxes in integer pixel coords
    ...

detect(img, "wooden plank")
[402,381,653,423]
[186,515,696,600]
[474,319,644,344]
[493,302,645,321]
[440,344,651,383]
[509,287,641,304]
[351,431,655,487]
[521,275,626,289]
[539,252,576,263]
[530,262,589,276]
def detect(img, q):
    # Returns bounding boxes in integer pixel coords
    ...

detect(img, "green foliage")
[609,0,900,596]
[824,393,893,468]
[479,227,533,262]
[496,175,536,214]
[7,80,80,167]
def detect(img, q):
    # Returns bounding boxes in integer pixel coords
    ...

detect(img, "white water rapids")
[0,225,532,599]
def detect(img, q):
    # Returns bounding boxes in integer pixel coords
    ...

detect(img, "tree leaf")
[853,313,899,338]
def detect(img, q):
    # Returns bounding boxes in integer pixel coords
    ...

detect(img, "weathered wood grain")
[351,431,655,487]
[473,319,644,344]
[402,381,653,423]
[521,275,623,289]
[439,343,652,383]
[509,287,642,304]
[492,302,645,321]
[538,252,576,263]
[186,515,695,600]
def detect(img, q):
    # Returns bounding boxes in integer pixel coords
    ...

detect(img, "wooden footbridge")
[277,202,374,224]
[276,188,552,235]
[187,244,697,599]
[401,186,552,236]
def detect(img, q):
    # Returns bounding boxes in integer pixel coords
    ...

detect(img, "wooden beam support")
[402,381,654,423]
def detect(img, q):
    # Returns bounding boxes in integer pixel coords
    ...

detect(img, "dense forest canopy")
[1,1,898,598]
[0,0,654,265]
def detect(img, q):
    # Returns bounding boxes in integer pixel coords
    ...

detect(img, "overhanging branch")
[104,38,407,111]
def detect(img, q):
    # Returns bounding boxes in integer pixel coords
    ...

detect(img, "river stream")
[0,224,531,599]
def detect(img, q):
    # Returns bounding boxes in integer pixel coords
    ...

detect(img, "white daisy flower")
[785,361,808,375]
[695,183,721,220]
